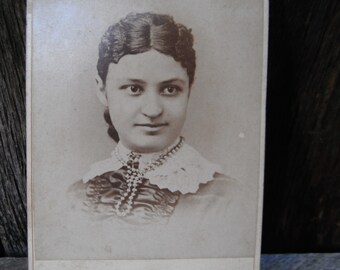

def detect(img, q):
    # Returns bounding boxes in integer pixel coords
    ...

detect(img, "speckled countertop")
[261,254,340,270]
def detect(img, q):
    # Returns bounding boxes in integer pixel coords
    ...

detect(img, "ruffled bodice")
[83,169,180,225]
[69,139,224,224]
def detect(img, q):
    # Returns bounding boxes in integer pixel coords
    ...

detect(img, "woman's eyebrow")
[160,78,186,85]
[127,78,146,84]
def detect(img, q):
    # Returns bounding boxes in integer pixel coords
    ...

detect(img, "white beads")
[113,137,184,217]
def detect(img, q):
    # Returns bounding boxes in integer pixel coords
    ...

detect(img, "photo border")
[27,0,268,268]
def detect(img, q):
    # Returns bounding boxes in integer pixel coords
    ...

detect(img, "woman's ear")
[95,75,108,106]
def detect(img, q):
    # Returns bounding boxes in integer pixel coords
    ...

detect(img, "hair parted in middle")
[97,12,196,142]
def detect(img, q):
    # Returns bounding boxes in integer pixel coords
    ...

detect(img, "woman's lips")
[135,123,168,127]
[135,123,168,132]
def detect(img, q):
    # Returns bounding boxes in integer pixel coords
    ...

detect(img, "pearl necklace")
[113,137,184,217]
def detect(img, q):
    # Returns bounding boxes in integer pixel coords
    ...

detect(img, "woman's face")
[100,50,190,153]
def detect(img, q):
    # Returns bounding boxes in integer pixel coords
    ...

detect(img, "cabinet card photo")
[27,0,268,269]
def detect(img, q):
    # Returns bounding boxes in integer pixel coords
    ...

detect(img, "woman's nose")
[140,92,163,118]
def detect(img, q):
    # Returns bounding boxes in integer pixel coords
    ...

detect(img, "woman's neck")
[116,137,182,165]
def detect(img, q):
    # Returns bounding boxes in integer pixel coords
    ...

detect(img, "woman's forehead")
[107,50,189,84]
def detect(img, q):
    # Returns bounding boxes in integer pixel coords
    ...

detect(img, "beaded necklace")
[113,137,184,216]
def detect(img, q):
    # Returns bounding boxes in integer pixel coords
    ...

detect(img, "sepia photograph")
[28,0,267,269]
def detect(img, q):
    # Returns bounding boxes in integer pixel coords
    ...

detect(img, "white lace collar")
[82,139,223,194]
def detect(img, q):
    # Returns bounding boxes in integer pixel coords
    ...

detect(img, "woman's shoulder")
[68,179,86,192]
[177,172,251,225]
[196,172,243,198]
[66,173,113,214]
[67,171,114,198]
[67,179,88,209]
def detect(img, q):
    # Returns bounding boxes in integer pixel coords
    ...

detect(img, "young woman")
[69,12,249,258]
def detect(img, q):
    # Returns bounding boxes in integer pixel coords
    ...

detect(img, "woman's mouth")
[136,123,168,127]
[135,123,168,132]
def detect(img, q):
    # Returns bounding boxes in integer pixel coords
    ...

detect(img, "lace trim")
[82,142,223,194]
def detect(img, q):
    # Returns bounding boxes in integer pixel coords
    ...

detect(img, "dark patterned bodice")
[81,169,181,224]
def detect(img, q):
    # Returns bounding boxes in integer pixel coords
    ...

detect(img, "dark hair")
[97,12,196,142]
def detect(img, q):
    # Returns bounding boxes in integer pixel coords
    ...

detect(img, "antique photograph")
[28,0,267,269]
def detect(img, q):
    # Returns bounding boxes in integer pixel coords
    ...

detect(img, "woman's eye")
[161,85,181,96]
[123,85,143,96]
